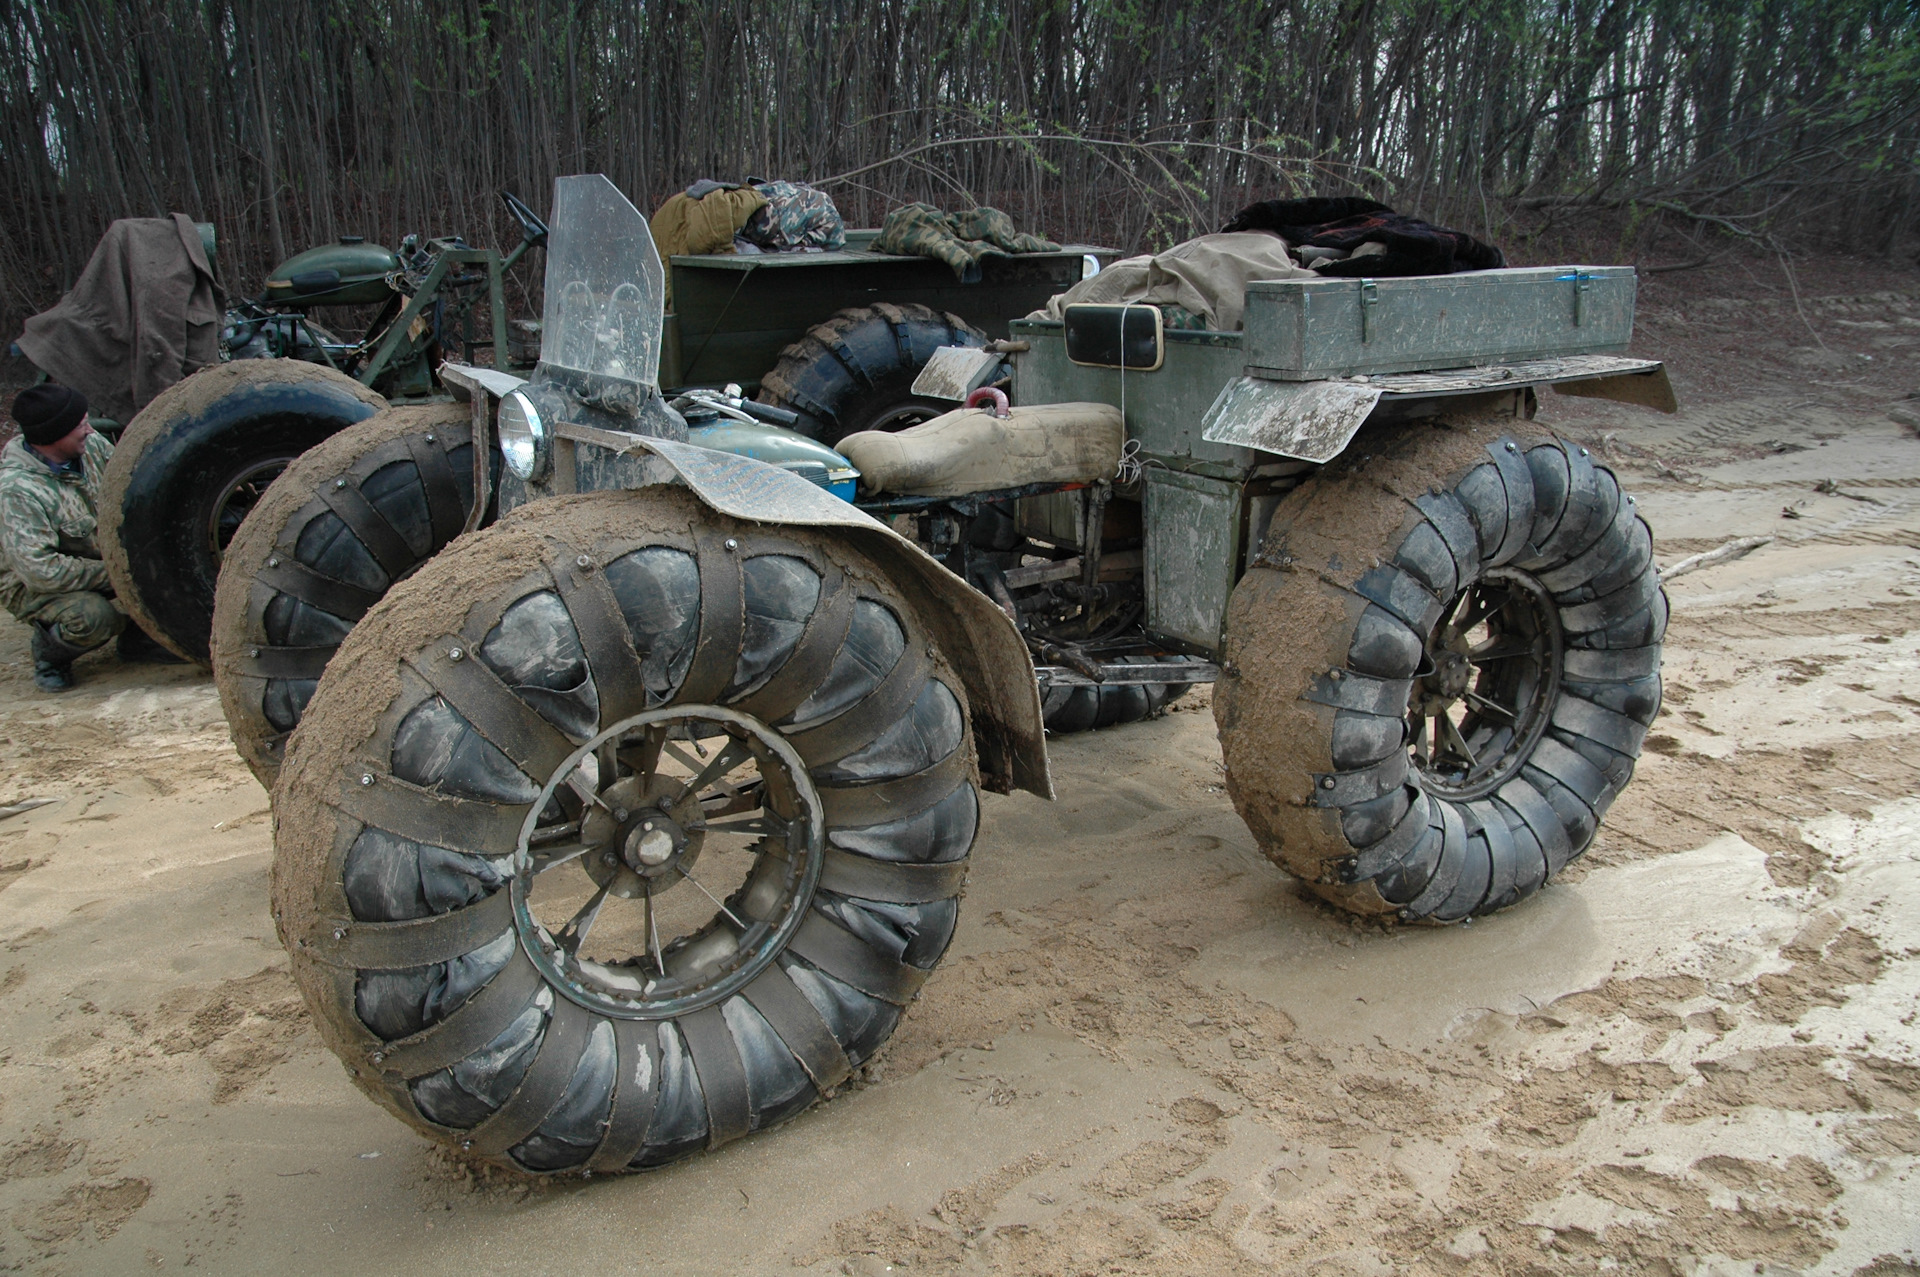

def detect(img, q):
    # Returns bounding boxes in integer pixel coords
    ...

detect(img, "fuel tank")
[263,237,400,307]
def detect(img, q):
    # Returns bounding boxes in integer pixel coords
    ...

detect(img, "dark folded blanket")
[1221,197,1505,276]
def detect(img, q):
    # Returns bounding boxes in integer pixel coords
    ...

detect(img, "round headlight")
[498,389,550,481]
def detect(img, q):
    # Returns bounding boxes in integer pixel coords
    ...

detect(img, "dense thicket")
[2,0,1915,331]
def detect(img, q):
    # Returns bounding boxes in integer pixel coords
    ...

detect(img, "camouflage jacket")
[0,431,115,618]
[873,204,1060,282]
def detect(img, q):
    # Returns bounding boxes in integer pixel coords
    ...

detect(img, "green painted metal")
[264,239,404,307]
[1241,266,1636,379]
[664,247,1105,389]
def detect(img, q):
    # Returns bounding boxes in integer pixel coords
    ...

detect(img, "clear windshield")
[539,175,666,386]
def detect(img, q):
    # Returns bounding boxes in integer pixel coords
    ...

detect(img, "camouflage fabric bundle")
[740,182,846,252]
[874,204,1061,282]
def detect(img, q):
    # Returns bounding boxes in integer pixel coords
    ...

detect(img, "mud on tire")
[756,303,986,445]
[102,361,386,663]
[1214,412,1664,922]
[273,487,977,1174]
[212,402,480,788]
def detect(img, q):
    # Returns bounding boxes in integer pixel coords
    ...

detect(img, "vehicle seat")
[838,402,1124,497]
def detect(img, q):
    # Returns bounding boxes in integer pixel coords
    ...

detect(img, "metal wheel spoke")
[678,867,747,929]
[531,841,599,873]
[645,885,664,975]
[1409,713,1428,765]
[1464,690,1516,721]
[619,724,666,784]
[1451,590,1501,636]
[568,771,616,814]
[661,739,707,774]
[529,820,582,845]
[555,882,612,952]
[1469,640,1532,664]
[1442,716,1478,768]
[675,739,752,802]
[595,740,622,791]
[697,810,786,837]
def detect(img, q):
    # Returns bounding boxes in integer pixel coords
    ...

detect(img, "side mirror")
[1064,303,1164,372]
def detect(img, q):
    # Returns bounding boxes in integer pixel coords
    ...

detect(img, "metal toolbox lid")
[1242,266,1637,379]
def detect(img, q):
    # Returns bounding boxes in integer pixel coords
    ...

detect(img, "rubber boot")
[29,622,85,693]
[117,623,185,665]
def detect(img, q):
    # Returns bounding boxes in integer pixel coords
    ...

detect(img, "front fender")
[606,438,1053,802]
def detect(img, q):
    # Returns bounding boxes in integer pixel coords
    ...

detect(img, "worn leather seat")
[838,402,1124,496]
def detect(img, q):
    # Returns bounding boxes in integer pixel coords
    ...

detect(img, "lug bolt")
[614,808,628,822]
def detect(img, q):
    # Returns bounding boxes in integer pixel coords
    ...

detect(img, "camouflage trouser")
[26,590,124,655]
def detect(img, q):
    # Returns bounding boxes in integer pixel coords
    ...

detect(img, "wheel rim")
[1409,566,1564,801]
[850,398,945,435]
[208,456,295,562]
[512,704,826,1022]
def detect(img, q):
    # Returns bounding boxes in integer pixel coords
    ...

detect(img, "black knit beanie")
[13,383,88,447]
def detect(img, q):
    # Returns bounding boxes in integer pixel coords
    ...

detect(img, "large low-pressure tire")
[101,361,387,663]
[757,303,987,445]
[1215,412,1664,922]
[211,402,480,789]
[1042,656,1202,734]
[273,486,978,1175]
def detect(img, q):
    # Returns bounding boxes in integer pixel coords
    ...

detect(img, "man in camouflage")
[1,383,172,691]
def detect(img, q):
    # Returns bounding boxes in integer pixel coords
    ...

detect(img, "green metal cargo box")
[1241,266,1636,380]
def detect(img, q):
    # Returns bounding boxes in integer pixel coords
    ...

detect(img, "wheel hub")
[513,706,825,1020]
[1408,566,1564,801]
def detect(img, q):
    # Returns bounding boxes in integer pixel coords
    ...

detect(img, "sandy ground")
[2,268,1920,1275]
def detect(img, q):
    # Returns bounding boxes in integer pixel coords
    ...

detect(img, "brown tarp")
[16,214,222,425]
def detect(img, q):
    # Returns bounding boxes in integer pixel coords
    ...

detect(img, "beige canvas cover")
[1028,231,1314,332]
[838,402,1124,497]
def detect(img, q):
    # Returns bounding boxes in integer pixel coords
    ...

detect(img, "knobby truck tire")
[757,303,986,445]
[101,361,386,663]
[1214,413,1664,922]
[212,403,479,789]
[272,487,978,1174]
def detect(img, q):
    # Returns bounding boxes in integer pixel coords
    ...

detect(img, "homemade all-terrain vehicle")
[99,188,1097,667]
[217,176,1672,1176]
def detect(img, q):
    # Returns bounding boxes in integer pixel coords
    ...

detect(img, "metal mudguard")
[445,355,1052,804]
[626,439,1053,802]
[1199,355,1677,464]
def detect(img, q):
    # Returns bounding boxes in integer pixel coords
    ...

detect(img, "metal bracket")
[1572,271,1591,326]
[1359,280,1379,343]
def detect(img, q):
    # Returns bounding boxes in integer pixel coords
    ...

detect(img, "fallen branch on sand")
[1660,536,1773,580]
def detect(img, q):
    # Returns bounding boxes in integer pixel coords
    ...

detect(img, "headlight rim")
[498,388,551,482]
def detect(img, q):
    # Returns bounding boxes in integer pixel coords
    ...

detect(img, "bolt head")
[614,808,629,822]
[448,646,465,661]
[1321,776,1336,789]
[335,478,348,488]
[424,433,435,443]
[333,927,346,939]
[250,647,261,658]
[1505,440,1518,451]
[576,554,592,569]
[724,538,739,551]
[642,820,654,831]
[370,1051,384,1064]
[267,557,279,568]
[360,773,375,786]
